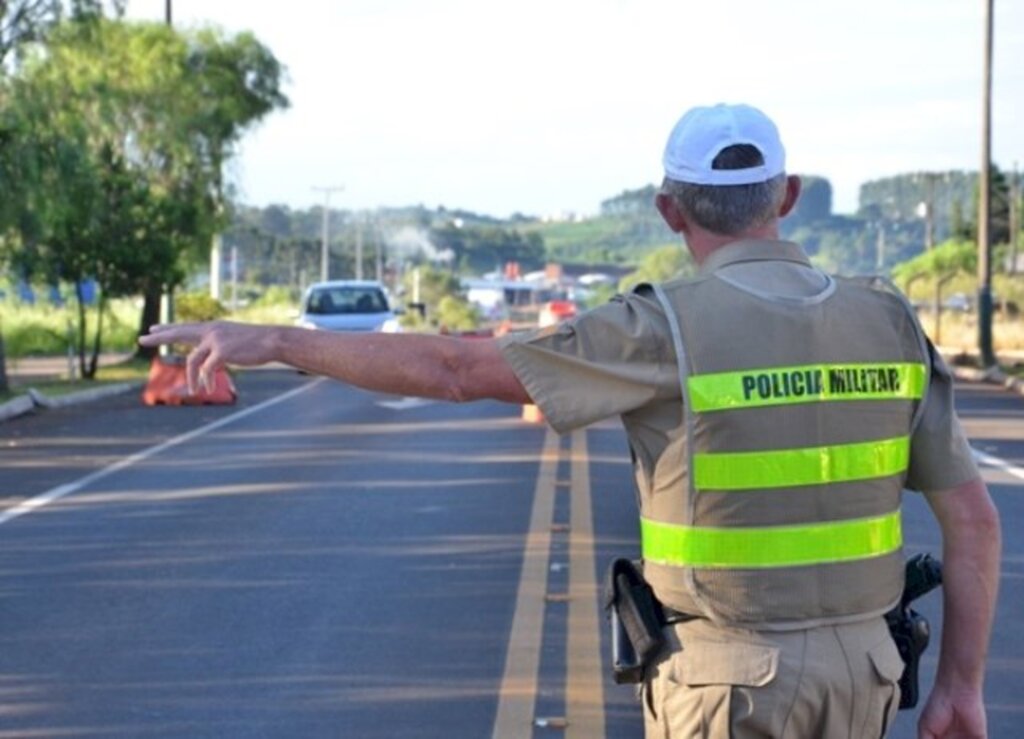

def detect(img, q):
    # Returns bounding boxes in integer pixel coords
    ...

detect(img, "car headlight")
[381,318,403,333]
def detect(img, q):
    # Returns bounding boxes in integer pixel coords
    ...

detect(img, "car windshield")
[306,287,388,315]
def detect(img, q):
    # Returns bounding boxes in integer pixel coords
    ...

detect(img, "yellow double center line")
[491,428,606,738]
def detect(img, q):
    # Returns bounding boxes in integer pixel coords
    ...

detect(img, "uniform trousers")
[641,615,904,738]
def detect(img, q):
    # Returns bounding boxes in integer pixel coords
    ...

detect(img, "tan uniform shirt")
[499,240,979,497]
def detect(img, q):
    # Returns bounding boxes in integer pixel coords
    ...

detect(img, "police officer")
[141,103,1001,739]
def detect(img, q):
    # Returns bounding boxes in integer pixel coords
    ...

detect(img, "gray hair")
[661,144,787,235]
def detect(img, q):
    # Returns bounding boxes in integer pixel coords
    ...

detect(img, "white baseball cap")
[662,103,786,186]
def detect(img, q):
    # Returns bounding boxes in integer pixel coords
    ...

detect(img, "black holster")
[603,559,665,684]
[885,553,943,710]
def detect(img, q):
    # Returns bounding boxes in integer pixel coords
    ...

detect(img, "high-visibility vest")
[645,270,930,629]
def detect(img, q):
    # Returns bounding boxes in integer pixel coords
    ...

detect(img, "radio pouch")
[603,558,665,684]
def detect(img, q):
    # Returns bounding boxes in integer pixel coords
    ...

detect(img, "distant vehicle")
[942,293,972,313]
[296,280,401,333]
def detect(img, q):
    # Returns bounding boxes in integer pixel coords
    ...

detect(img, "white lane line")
[972,448,1024,482]
[0,379,324,527]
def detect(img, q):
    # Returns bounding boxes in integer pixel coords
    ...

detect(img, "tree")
[892,240,976,287]
[618,245,694,292]
[0,0,62,393]
[785,176,833,225]
[3,19,196,376]
[399,264,470,330]
[1,16,286,375]
[891,240,976,346]
[0,0,59,68]
[136,25,288,355]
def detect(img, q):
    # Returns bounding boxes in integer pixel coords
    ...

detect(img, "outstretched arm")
[918,476,1001,739]
[138,321,533,405]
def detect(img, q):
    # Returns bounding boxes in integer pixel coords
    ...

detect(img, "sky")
[125,0,1023,219]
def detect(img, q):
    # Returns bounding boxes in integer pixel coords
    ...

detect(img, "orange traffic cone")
[142,356,237,406]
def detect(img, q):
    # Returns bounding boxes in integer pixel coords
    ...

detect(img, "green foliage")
[0,298,138,357]
[0,15,287,376]
[601,185,658,216]
[252,284,298,307]
[619,245,694,292]
[3,318,65,355]
[785,176,832,225]
[891,239,977,285]
[399,265,466,329]
[0,0,61,69]
[436,295,480,332]
[430,222,545,274]
[578,283,617,310]
[175,292,227,322]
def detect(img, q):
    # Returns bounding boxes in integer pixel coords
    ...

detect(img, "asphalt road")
[0,370,1021,738]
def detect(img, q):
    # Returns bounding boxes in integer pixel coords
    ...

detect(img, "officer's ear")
[656,192,688,234]
[778,175,802,218]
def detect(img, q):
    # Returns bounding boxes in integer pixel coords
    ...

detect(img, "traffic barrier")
[141,356,236,406]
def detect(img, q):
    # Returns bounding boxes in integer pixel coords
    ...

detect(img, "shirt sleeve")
[498,289,680,434]
[905,340,981,493]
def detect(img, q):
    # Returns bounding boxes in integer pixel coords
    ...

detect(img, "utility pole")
[374,220,385,283]
[876,223,886,271]
[165,0,172,25]
[313,186,344,282]
[977,0,996,367]
[1010,163,1020,275]
[354,214,364,281]
[924,173,935,250]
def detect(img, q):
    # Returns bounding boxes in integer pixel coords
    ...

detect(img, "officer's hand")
[139,321,278,394]
[918,683,987,739]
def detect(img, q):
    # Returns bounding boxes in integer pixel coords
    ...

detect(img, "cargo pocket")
[865,638,904,738]
[665,640,779,737]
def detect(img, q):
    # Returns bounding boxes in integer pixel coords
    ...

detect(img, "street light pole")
[977,0,996,367]
[313,186,344,282]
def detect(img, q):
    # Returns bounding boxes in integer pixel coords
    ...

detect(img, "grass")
[917,313,1024,354]
[0,294,296,403]
[1,356,151,403]
[0,299,140,357]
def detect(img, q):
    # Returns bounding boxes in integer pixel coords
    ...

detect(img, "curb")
[0,395,36,423]
[0,381,143,422]
[951,366,1024,398]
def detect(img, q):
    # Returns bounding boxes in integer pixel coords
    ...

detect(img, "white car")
[296,281,402,333]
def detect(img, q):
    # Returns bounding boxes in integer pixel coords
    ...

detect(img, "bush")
[5,321,67,356]
[437,295,480,332]
[176,292,227,322]
[253,285,298,307]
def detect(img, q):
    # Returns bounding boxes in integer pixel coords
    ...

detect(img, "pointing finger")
[186,342,211,395]
[199,348,221,394]
[138,324,204,347]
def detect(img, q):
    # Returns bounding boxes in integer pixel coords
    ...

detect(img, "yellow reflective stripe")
[641,511,902,568]
[687,362,927,412]
[693,436,910,491]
